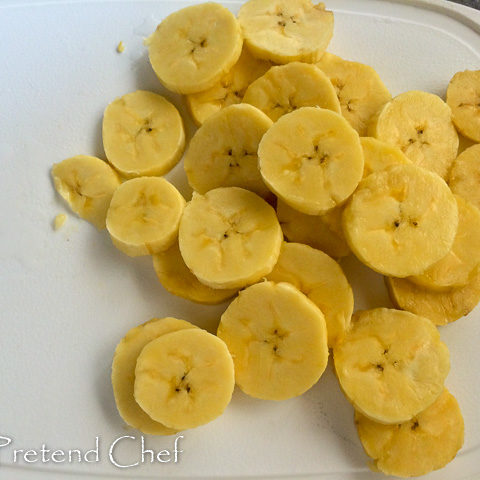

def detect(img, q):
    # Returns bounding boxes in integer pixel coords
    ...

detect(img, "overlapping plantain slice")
[259,107,364,215]
[112,317,197,435]
[238,0,334,64]
[334,308,450,424]
[186,46,271,126]
[217,281,328,400]
[446,69,480,142]
[409,195,480,290]
[147,3,242,94]
[276,200,350,258]
[152,242,237,305]
[266,242,353,347]
[360,137,410,178]
[342,164,458,277]
[178,187,282,289]
[184,103,272,197]
[316,53,391,136]
[449,144,480,212]
[368,90,459,179]
[242,62,341,122]
[134,329,235,430]
[386,267,480,325]
[355,389,464,477]
[106,177,185,257]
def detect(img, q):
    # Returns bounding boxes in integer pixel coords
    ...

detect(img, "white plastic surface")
[0,0,479,478]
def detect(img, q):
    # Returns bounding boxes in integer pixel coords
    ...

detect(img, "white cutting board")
[0,0,479,479]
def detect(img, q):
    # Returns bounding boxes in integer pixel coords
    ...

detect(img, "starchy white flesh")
[242,62,341,122]
[217,281,328,400]
[276,200,350,258]
[147,3,242,94]
[51,155,120,230]
[334,308,450,424]
[368,90,458,179]
[446,69,480,142]
[111,317,197,435]
[385,268,480,325]
[106,177,185,257]
[134,329,235,430]
[316,53,391,136]
[259,107,364,215]
[267,242,353,347]
[102,90,185,178]
[360,137,410,178]
[152,242,237,305]
[178,187,282,289]
[238,0,334,64]
[184,104,272,197]
[186,46,271,126]
[342,164,458,277]
[355,389,464,477]
[410,196,480,290]
[449,144,480,211]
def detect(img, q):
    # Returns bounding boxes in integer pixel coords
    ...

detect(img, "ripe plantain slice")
[152,242,237,305]
[238,0,333,64]
[217,281,328,400]
[334,308,450,424]
[102,90,185,178]
[184,103,272,197]
[342,164,458,278]
[360,137,410,178]
[186,46,271,126]
[242,62,341,122]
[449,144,480,211]
[385,267,480,325]
[355,389,464,477]
[134,329,235,430]
[147,3,242,94]
[178,187,282,289]
[259,107,364,215]
[368,90,458,179]
[266,242,353,347]
[51,155,120,230]
[112,317,197,435]
[409,195,480,290]
[446,69,480,142]
[276,199,350,259]
[106,177,185,257]
[316,53,391,136]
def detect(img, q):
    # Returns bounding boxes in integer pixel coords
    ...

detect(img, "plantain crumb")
[117,41,125,53]
[54,213,67,231]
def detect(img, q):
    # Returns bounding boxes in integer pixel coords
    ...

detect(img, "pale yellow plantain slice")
[152,242,237,305]
[102,90,185,178]
[266,242,353,347]
[242,62,341,122]
[147,3,242,94]
[449,144,480,211]
[111,317,197,435]
[238,0,334,64]
[446,69,480,142]
[334,308,450,424]
[276,199,350,258]
[360,137,410,178]
[186,46,271,126]
[385,268,480,325]
[342,164,458,277]
[355,389,464,477]
[316,53,391,136]
[217,281,328,400]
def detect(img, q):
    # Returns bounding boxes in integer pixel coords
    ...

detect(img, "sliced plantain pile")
[50,0,480,477]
